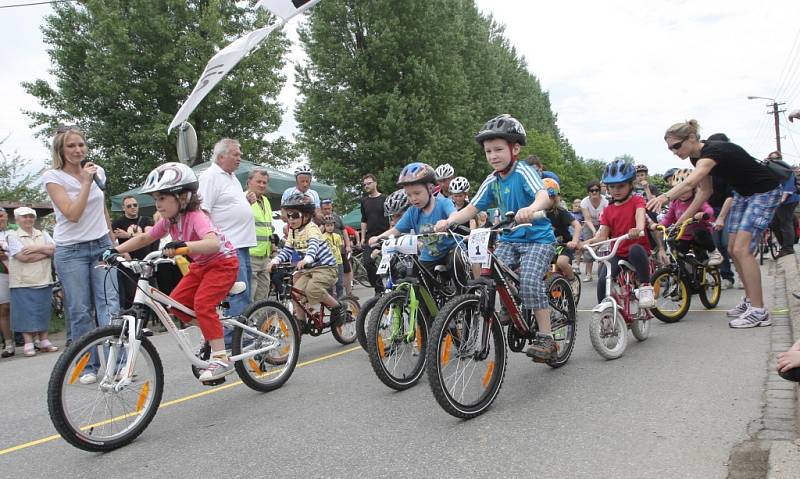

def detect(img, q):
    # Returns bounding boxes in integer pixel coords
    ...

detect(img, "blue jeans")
[712,207,733,281]
[224,248,252,347]
[55,236,120,371]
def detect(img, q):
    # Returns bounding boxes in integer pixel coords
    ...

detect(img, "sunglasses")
[286,212,302,220]
[125,204,139,208]
[589,188,600,193]
[668,140,684,151]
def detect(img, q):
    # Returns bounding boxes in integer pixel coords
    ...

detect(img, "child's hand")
[266,262,275,274]
[627,228,641,239]
[657,251,669,265]
[566,240,578,249]
[777,350,800,373]
[295,259,307,270]
[693,212,706,221]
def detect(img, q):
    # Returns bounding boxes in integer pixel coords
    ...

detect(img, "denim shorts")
[726,187,782,251]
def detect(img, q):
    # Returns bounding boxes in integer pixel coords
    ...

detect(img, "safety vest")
[250,194,273,257]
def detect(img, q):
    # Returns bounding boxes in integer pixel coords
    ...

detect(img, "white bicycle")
[47,249,300,452]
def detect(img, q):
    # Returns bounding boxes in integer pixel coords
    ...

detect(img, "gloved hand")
[100,248,120,264]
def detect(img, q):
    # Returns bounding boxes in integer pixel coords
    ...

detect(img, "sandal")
[23,343,36,357]
[38,340,59,353]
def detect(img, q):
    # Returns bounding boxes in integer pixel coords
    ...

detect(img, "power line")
[0,0,75,9]
[774,26,800,100]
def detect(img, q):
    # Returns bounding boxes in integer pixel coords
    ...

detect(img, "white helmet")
[140,162,198,195]
[434,163,455,181]
[449,176,470,194]
[294,165,313,178]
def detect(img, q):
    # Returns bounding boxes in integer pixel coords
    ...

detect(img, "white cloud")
[3,0,800,180]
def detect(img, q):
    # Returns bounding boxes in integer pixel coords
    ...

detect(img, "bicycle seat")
[618,260,635,271]
[229,281,246,295]
[434,265,448,273]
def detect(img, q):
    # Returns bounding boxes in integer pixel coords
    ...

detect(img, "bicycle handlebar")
[655,213,710,241]
[581,234,631,262]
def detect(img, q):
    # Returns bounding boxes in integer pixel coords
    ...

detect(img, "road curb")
[764,254,800,479]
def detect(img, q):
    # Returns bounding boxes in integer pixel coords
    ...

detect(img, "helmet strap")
[422,184,434,210]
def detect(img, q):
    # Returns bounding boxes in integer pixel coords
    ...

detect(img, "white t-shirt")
[580,195,608,226]
[281,187,321,208]
[42,167,109,245]
[197,162,256,249]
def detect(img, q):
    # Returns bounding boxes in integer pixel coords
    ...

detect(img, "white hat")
[14,206,36,217]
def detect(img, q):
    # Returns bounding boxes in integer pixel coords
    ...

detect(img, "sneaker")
[23,343,36,357]
[734,279,744,289]
[329,304,345,327]
[707,249,723,266]
[636,285,655,309]
[1,344,14,358]
[729,307,771,328]
[79,372,97,385]
[727,297,750,317]
[582,275,593,283]
[722,279,734,290]
[198,357,234,382]
[526,334,556,361]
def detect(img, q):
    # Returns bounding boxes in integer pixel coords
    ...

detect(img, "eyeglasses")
[668,139,684,151]
[362,181,374,187]
[286,212,302,220]
[589,188,600,193]
[125,204,139,208]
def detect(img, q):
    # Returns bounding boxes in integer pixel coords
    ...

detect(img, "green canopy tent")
[111,160,336,213]
[341,206,362,228]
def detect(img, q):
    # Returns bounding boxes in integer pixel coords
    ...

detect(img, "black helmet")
[475,114,527,146]
[281,192,315,215]
[663,168,679,183]
[635,164,648,174]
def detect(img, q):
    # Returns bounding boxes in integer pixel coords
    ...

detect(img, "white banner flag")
[168,0,322,133]
[256,0,321,22]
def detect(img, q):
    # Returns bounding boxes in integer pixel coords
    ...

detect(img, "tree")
[0,136,47,203]
[23,0,291,195]
[296,0,595,209]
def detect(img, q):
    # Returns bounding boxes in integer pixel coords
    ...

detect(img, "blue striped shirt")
[274,223,337,267]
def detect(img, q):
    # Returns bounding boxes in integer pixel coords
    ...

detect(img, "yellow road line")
[0,345,361,456]
[577,309,727,313]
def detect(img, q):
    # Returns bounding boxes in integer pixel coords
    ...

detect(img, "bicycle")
[365,231,469,390]
[582,235,653,360]
[355,254,400,350]
[756,228,779,265]
[47,249,300,452]
[349,247,373,288]
[270,262,360,345]
[650,218,721,323]
[426,214,577,419]
[548,243,581,304]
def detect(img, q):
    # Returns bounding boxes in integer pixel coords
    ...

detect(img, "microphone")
[80,159,106,191]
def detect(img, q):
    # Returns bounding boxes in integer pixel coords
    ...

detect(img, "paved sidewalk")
[765,254,800,479]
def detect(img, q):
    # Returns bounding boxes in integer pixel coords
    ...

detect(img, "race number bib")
[467,228,490,264]
[377,237,398,275]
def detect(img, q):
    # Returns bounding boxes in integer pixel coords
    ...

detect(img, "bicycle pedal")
[201,377,226,387]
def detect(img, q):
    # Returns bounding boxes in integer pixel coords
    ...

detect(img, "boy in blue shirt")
[435,114,557,360]
[370,163,457,271]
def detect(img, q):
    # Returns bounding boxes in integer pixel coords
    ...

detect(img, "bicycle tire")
[769,232,780,260]
[588,308,628,360]
[698,267,722,309]
[48,325,164,452]
[545,276,577,368]
[426,294,507,419]
[232,300,300,392]
[331,296,360,344]
[650,266,691,323]
[366,290,428,390]
[351,255,372,288]
[356,295,381,350]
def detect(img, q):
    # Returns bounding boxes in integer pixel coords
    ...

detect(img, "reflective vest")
[249,195,273,257]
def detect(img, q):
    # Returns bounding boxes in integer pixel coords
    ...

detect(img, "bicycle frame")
[582,235,631,325]
[108,251,282,387]
[656,219,716,291]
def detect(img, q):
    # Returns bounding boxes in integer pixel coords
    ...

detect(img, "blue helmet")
[541,170,560,184]
[601,158,636,185]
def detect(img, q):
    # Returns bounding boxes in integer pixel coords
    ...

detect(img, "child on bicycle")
[384,189,410,227]
[543,178,582,295]
[266,193,345,325]
[435,114,557,361]
[322,215,345,298]
[103,163,239,383]
[585,158,655,308]
[650,168,723,266]
[369,163,458,274]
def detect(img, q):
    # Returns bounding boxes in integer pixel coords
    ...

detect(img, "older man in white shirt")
[198,138,256,321]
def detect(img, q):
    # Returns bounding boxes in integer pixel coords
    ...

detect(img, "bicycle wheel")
[588,308,628,360]
[351,255,372,288]
[356,295,381,351]
[48,325,164,452]
[698,266,722,309]
[426,294,507,419]
[769,232,780,260]
[331,295,360,344]
[366,290,428,390]
[546,276,577,368]
[650,267,691,323]
[232,300,300,393]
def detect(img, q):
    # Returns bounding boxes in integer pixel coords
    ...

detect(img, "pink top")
[660,198,714,241]
[148,210,236,265]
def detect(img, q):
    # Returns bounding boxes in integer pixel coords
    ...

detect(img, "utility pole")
[747,96,786,154]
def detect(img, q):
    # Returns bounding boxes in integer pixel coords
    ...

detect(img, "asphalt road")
[0,281,770,478]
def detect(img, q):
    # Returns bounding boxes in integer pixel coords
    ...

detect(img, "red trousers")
[169,256,239,340]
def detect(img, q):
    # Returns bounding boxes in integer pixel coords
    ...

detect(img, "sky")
[2,0,800,178]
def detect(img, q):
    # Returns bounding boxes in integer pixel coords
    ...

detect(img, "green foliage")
[296,0,599,210]
[0,136,48,203]
[23,0,291,196]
